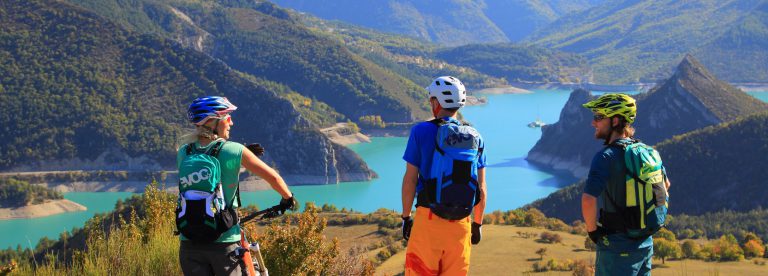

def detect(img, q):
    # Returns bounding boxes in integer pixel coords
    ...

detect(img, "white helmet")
[427,76,466,109]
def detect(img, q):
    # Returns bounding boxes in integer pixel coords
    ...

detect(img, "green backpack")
[175,140,238,242]
[603,140,669,239]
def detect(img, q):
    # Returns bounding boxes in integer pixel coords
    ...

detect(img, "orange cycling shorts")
[405,207,472,276]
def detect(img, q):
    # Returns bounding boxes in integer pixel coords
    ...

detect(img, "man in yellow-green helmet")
[581,93,671,276]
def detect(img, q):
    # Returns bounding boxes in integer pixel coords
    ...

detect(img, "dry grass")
[372,225,768,275]
[324,225,386,252]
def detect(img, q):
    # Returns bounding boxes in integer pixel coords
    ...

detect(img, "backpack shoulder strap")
[429,119,446,155]
[428,118,444,126]
[184,143,195,155]
[235,185,242,208]
[207,140,226,157]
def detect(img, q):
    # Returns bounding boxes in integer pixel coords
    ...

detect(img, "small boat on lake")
[527,118,546,128]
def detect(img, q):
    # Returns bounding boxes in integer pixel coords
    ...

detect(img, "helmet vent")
[445,99,454,103]
[444,81,453,85]
[435,81,441,86]
[442,91,452,95]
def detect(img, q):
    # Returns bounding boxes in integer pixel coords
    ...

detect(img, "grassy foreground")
[0,183,765,275]
[377,225,768,275]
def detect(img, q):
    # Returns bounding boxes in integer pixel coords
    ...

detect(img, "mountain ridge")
[530,0,768,83]
[527,55,768,177]
[528,111,768,222]
[270,0,600,45]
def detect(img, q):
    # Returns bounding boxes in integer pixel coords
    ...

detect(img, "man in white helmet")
[401,76,487,275]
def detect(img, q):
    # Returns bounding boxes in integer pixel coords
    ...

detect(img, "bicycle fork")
[235,236,268,276]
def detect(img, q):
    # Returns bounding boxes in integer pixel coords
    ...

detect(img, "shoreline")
[473,86,531,95]
[0,199,87,220]
[320,123,372,146]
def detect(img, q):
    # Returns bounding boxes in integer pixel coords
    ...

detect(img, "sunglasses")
[592,114,607,121]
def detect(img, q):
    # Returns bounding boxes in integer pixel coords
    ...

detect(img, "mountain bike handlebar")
[239,204,284,225]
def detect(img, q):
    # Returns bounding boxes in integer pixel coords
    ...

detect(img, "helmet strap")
[212,118,221,135]
[604,116,615,145]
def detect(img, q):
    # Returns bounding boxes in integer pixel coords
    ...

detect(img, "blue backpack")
[425,118,483,220]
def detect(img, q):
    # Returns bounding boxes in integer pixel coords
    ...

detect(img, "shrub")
[531,258,577,272]
[540,232,563,244]
[700,234,745,261]
[743,240,765,259]
[681,240,701,259]
[257,207,340,275]
[584,236,597,251]
[572,259,594,276]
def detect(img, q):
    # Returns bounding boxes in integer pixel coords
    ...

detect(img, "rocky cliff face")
[527,55,768,178]
[526,89,600,177]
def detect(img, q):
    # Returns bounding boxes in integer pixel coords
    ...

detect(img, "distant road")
[0,170,178,177]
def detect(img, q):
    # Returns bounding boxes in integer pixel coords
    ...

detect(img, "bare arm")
[241,147,292,199]
[582,194,598,232]
[401,163,419,218]
[473,167,486,224]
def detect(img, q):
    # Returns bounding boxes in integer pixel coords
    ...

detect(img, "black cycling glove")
[471,222,482,245]
[246,143,265,157]
[402,216,414,241]
[588,227,608,244]
[279,195,298,213]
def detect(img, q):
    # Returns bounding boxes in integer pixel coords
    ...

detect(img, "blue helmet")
[187,96,237,125]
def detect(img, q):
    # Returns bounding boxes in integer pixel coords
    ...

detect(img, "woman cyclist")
[178,96,296,275]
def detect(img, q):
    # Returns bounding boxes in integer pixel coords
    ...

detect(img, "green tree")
[653,238,682,264]
[654,228,677,242]
[524,208,546,227]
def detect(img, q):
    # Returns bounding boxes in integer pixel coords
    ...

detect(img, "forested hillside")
[434,43,590,83]
[298,17,507,89]
[530,0,768,83]
[271,0,509,46]
[0,0,374,183]
[654,111,768,215]
[695,1,768,82]
[0,179,62,208]
[66,0,430,124]
[300,16,588,86]
[272,0,600,44]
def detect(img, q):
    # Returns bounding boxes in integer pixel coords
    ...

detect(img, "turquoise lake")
[2,90,766,249]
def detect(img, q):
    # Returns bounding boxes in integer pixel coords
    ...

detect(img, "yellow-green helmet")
[582,93,637,123]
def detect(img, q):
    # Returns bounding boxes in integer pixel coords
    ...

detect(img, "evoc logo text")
[180,168,211,188]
